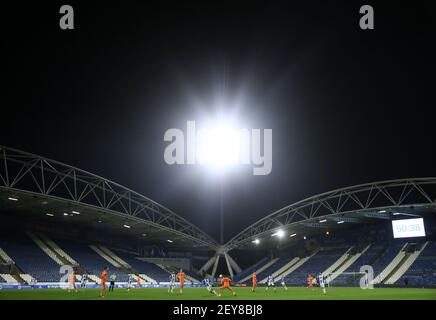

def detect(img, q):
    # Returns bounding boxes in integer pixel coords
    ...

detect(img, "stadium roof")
[224,178,436,251]
[0,145,219,251]
[1,145,435,253]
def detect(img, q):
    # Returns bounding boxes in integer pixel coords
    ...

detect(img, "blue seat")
[0,235,60,282]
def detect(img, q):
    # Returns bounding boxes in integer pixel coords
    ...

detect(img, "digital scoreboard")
[392,218,426,239]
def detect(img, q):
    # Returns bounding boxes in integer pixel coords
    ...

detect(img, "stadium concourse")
[0,146,436,299]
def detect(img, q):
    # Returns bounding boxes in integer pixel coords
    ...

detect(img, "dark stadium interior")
[1,186,436,287]
[1,1,436,299]
[2,1,435,242]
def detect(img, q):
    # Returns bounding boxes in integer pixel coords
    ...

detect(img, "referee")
[109,274,117,292]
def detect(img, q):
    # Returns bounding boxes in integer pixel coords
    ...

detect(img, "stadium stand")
[286,247,347,285]
[234,255,270,283]
[256,257,291,283]
[41,235,79,265]
[54,239,129,282]
[0,247,14,264]
[332,243,386,286]
[1,228,434,288]
[276,253,316,281]
[157,264,199,283]
[239,258,279,284]
[112,250,170,282]
[20,274,35,284]
[0,274,16,283]
[0,231,196,285]
[325,245,371,282]
[370,241,407,281]
[89,245,124,268]
[384,241,429,284]
[0,234,60,282]
[398,241,436,287]
[373,241,409,284]
[98,246,131,269]
[27,233,64,266]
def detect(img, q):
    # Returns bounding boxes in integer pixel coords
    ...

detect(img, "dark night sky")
[2,1,435,243]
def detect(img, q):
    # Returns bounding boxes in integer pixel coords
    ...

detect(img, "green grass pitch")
[0,287,436,300]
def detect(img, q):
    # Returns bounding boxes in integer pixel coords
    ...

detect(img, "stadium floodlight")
[196,122,242,173]
[252,238,260,245]
[72,210,80,215]
[272,230,285,238]
[98,220,102,223]
[167,239,173,243]
[142,233,147,237]
[290,233,297,237]
[303,236,307,240]
[123,224,131,229]
[337,220,345,224]
[46,213,54,217]
[319,219,327,223]
[326,231,330,235]
[379,210,387,213]
[63,213,69,216]
[7,197,18,201]
[391,212,419,218]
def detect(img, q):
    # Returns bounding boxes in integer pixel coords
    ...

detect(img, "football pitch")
[0,287,436,300]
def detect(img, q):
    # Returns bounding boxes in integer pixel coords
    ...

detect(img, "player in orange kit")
[68,271,77,293]
[218,275,236,297]
[136,276,141,289]
[307,273,314,290]
[100,267,109,298]
[177,269,185,294]
[251,272,257,292]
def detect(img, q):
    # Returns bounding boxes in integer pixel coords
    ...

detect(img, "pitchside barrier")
[0,282,204,290]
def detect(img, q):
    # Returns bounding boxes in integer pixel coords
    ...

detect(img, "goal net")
[325,272,370,287]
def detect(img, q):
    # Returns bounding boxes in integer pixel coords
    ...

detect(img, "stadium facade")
[1,145,435,290]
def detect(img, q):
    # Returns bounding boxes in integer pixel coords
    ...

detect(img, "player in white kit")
[280,276,288,290]
[80,274,88,290]
[203,278,218,296]
[265,275,276,292]
[169,272,176,293]
[318,273,327,295]
[127,275,134,292]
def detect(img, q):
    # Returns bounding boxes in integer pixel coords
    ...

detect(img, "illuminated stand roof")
[0,145,218,250]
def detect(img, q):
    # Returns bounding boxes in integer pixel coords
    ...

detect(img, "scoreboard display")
[392,218,426,239]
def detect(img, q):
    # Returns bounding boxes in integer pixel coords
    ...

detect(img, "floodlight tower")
[195,119,244,278]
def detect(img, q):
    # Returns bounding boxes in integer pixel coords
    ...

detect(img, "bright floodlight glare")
[196,117,244,173]
[46,213,54,217]
[8,197,18,201]
[290,233,297,237]
[72,210,80,215]
[272,230,285,238]
[123,224,131,229]
[252,239,260,245]
[319,219,327,223]
[167,239,173,243]
[337,220,345,224]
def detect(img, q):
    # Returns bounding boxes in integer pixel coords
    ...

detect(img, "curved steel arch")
[0,145,218,249]
[224,177,436,251]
